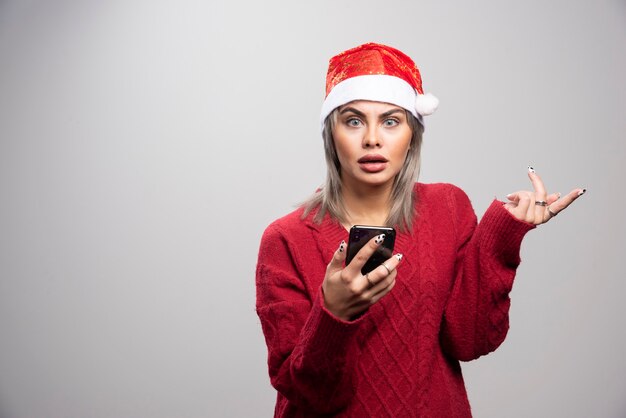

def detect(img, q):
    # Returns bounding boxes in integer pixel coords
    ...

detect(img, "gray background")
[1,1,624,417]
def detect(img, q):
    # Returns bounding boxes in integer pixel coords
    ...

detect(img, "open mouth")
[358,155,388,173]
[358,155,388,164]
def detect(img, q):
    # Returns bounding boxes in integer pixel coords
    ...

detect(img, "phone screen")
[346,225,396,275]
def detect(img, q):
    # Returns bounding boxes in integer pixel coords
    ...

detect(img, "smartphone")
[346,225,396,275]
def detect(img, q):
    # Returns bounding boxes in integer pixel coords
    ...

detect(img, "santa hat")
[320,43,438,129]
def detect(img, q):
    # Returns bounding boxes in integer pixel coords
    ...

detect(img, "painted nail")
[339,240,346,252]
[375,234,385,244]
[577,188,587,196]
[395,254,403,262]
[528,165,535,173]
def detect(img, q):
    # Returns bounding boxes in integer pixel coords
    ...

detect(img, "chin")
[359,176,394,187]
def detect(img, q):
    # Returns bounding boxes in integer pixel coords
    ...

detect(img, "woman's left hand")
[503,166,585,225]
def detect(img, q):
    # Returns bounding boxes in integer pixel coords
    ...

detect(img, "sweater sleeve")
[440,187,536,361]
[255,223,362,413]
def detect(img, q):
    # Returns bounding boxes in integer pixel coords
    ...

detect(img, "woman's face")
[333,100,412,192]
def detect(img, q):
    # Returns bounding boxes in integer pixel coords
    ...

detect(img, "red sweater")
[256,183,535,417]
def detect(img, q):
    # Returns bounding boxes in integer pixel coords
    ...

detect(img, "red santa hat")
[320,43,438,129]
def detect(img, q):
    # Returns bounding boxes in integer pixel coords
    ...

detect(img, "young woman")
[256,43,584,417]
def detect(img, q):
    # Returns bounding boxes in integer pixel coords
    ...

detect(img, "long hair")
[302,108,424,232]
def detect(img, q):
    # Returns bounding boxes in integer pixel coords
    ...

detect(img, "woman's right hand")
[322,235,402,321]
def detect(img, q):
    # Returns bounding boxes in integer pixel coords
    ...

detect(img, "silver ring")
[381,263,392,274]
[365,274,375,287]
[547,207,558,218]
[535,200,548,206]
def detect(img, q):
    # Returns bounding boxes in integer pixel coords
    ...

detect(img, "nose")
[363,125,381,148]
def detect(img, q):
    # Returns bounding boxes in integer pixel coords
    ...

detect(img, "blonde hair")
[302,108,424,232]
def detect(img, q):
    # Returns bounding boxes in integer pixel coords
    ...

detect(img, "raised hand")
[322,235,402,321]
[504,166,585,225]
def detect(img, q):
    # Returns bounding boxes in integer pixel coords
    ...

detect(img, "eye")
[383,118,399,127]
[346,118,362,127]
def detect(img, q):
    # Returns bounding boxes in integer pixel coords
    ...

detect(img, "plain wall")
[1,1,625,417]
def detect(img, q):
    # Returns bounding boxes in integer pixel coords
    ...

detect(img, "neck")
[341,182,393,228]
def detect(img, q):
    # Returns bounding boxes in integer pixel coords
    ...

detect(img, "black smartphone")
[346,225,396,275]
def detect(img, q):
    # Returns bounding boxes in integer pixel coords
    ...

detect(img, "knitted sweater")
[256,183,535,417]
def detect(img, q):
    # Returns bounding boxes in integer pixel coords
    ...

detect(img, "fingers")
[358,253,403,304]
[547,192,561,205]
[528,167,556,222]
[547,188,586,217]
[323,235,407,320]
[326,240,347,276]
[369,276,396,305]
[361,254,403,289]
[505,164,586,225]
[343,233,386,277]
[342,275,397,319]
[527,166,547,199]
[506,191,532,218]
[324,248,403,320]
[366,270,396,299]
[506,190,545,223]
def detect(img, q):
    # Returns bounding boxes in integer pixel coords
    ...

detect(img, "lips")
[358,154,388,163]
[358,154,388,173]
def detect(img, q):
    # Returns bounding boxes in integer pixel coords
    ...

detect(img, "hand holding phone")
[323,226,401,320]
[345,225,396,275]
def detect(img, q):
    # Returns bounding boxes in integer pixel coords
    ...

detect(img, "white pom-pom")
[415,93,439,116]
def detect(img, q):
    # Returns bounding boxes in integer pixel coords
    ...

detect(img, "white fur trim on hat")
[320,75,419,130]
[320,74,438,131]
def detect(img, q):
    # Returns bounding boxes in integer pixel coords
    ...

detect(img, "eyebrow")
[380,108,404,118]
[339,107,366,117]
[339,106,404,119]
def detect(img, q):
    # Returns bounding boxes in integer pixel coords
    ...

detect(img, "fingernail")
[339,240,346,252]
[578,188,587,196]
[506,193,513,199]
[556,192,561,199]
[395,253,403,262]
[375,234,385,244]
[528,165,535,173]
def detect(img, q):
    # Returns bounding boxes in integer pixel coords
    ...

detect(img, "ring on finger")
[547,207,558,218]
[365,273,375,287]
[535,200,548,206]
[381,263,392,274]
